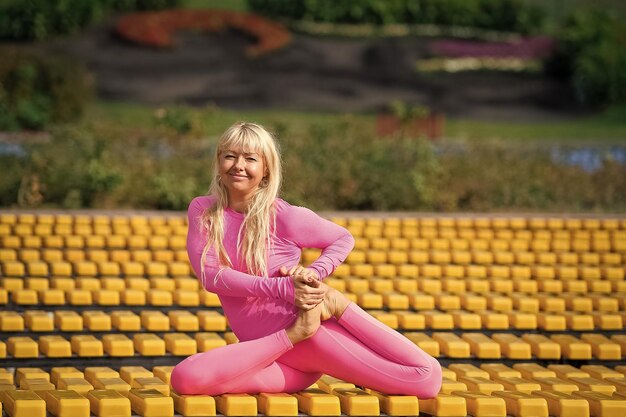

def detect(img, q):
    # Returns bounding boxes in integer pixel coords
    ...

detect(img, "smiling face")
[218,146,266,202]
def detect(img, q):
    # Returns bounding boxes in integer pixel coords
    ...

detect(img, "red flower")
[116,9,291,56]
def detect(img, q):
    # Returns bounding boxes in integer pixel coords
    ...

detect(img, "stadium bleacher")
[0,211,625,416]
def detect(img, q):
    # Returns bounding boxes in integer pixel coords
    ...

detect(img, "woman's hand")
[279,265,318,281]
[280,265,325,310]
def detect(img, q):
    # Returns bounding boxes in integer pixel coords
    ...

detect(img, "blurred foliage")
[389,100,430,123]
[546,9,626,107]
[248,0,545,34]
[0,47,93,130]
[0,0,181,40]
[2,116,625,212]
[154,106,194,135]
[432,142,626,211]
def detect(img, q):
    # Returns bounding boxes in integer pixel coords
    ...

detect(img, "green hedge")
[0,0,180,40]
[2,119,625,212]
[0,47,93,130]
[248,0,545,34]
[547,9,626,107]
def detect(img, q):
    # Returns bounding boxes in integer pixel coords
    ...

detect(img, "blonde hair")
[199,122,282,282]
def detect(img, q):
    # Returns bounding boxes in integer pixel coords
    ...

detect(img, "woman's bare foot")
[285,302,322,344]
[323,286,351,321]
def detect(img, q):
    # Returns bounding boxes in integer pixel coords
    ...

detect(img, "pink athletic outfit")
[170,195,442,397]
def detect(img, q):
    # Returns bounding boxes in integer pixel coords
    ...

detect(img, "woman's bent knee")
[414,357,442,398]
[170,363,195,394]
[394,357,442,397]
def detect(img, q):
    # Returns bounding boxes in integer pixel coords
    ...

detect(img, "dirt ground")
[45,19,590,122]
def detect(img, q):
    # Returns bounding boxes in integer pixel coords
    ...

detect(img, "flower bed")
[416,57,542,73]
[416,36,554,73]
[289,20,522,42]
[116,9,291,57]
[429,36,555,59]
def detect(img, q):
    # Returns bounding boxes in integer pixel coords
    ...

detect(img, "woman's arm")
[279,204,355,280]
[186,197,295,303]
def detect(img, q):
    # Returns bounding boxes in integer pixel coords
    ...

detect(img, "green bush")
[547,9,626,107]
[0,47,92,130]
[2,118,625,212]
[280,120,441,210]
[0,0,180,40]
[248,0,545,34]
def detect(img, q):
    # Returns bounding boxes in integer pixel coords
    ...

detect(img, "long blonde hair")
[199,122,282,282]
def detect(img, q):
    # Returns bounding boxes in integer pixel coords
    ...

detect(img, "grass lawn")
[86,100,626,143]
[181,0,248,11]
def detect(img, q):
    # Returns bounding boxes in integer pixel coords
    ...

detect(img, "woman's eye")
[247,157,257,162]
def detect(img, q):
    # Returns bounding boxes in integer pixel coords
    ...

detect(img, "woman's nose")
[234,156,246,169]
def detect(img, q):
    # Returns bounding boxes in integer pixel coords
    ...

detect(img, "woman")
[170,121,442,397]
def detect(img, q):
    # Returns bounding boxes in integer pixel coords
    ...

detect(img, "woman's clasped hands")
[279,265,327,311]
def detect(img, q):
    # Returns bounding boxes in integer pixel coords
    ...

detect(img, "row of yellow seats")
[0,366,386,417]
[4,227,626,249]
[2,258,624,282]
[342,249,625,266]
[331,216,626,230]
[1,259,192,278]
[0,213,186,227]
[0,224,187,238]
[4,213,624,229]
[3,363,626,417]
[333,280,626,312]
[0,305,621,333]
[5,219,626,241]
[350,228,626,240]
[368,308,625,331]
[344,226,626,241]
[315,237,626,254]
[5,245,624,268]
[331,275,626,297]
[0,310,225,332]
[330,262,625,282]
[0,331,624,362]
[348,235,626,252]
[0,286,218,307]
[3,230,626,254]
[3,255,625,281]
[1,332,228,359]
[5,362,626,390]
[1,234,187,250]
[2,269,624,310]
[2,276,198,292]
[0,248,189,263]
[410,333,626,361]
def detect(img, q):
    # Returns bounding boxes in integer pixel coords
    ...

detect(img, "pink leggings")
[170,303,442,398]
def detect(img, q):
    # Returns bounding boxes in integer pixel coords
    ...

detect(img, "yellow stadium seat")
[212,394,258,417]
[39,335,72,358]
[127,388,174,417]
[8,336,39,358]
[520,334,560,359]
[551,335,592,360]
[477,310,508,330]
[195,332,227,352]
[82,311,111,331]
[54,311,83,332]
[24,310,53,331]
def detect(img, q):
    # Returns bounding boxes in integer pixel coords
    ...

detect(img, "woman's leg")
[278,305,442,398]
[171,330,294,395]
[337,303,436,368]
[171,301,324,395]
[228,361,322,394]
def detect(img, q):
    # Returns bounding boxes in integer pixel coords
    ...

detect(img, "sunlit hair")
[199,122,282,284]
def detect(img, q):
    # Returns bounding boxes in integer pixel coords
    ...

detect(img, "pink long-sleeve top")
[187,195,355,342]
